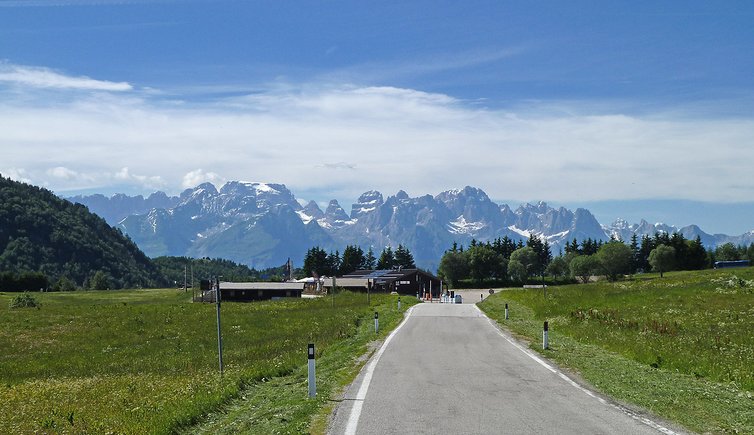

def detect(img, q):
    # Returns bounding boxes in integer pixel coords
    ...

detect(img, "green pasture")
[480,267,754,433]
[0,289,414,433]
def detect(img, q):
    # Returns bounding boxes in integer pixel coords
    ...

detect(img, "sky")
[1,0,753,234]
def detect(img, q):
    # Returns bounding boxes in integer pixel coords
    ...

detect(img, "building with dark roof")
[325,269,443,297]
[219,282,303,301]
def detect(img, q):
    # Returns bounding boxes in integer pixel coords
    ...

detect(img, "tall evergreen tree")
[326,250,341,276]
[363,247,377,270]
[303,246,329,277]
[638,235,654,272]
[377,247,395,270]
[629,233,640,274]
[340,245,365,275]
[394,244,416,269]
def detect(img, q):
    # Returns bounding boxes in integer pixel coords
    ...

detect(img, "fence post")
[308,343,316,397]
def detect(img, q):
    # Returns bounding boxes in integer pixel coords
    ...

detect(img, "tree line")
[302,244,415,277]
[439,232,754,287]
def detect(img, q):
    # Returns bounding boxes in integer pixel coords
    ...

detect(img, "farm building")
[325,269,443,297]
[220,282,303,301]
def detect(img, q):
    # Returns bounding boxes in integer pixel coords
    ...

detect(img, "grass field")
[0,289,415,433]
[479,267,754,433]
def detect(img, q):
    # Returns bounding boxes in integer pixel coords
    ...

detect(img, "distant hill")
[153,256,292,285]
[0,175,165,289]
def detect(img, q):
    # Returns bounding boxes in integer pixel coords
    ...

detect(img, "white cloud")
[1,79,753,206]
[0,64,132,91]
[182,169,225,189]
[46,166,95,182]
[3,168,33,184]
[111,167,165,189]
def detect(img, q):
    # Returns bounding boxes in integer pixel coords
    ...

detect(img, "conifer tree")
[377,247,395,269]
[363,247,377,270]
[629,233,640,274]
[394,244,416,269]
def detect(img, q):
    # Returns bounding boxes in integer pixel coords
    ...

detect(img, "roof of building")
[220,282,304,290]
[340,269,439,283]
[323,278,370,288]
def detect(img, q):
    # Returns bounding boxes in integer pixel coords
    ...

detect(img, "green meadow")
[0,289,414,433]
[480,267,754,433]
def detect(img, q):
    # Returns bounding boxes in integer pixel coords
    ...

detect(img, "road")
[328,301,679,435]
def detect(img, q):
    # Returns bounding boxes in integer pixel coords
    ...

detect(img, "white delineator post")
[398,296,401,310]
[505,303,509,320]
[543,321,549,350]
[308,343,316,398]
[374,311,379,334]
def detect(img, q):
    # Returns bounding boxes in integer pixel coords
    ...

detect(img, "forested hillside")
[153,256,292,285]
[0,175,164,290]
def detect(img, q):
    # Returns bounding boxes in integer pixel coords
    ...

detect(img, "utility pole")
[215,276,224,376]
[184,264,187,293]
[331,276,336,307]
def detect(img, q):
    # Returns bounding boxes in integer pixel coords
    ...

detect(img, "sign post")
[215,277,224,376]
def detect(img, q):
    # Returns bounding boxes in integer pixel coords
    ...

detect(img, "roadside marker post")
[505,303,509,320]
[374,311,379,334]
[398,296,401,310]
[480,293,483,302]
[308,343,316,398]
[543,321,549,350]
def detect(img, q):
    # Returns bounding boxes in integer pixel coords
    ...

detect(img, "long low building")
[219,281,303,301]
[325,269,443,297]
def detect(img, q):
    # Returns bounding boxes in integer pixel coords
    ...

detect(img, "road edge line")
[473,304,680,435]
[343,304,417,435]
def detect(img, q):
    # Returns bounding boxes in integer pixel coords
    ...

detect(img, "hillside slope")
[0,175,164,288]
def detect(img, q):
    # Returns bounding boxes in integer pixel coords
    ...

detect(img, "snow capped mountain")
[323,200,351,225]
[70,183,754,270]
[350,190,384,219]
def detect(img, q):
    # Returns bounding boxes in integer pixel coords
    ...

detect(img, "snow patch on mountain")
[296,210,315,225]
[448,215,486,235]
[508,225,532,238]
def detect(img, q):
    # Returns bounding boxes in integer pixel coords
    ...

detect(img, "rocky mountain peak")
[303,200,324,219]
[351,190,384,219]
[324,200,350,222]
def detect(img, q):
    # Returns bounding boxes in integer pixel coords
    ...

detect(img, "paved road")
[328,302,678,435]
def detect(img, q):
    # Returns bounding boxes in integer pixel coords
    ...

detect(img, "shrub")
[9,293,40,309]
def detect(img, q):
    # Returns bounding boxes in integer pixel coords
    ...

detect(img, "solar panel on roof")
[363,270,392,279]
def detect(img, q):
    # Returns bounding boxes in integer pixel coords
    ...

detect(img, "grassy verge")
[181,296,416,434]
[0,289,416,433]
[479,268,754,433]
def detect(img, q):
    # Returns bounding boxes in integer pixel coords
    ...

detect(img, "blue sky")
[1,0,753,234]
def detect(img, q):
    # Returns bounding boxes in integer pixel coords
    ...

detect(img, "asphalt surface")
[328,301,676,435]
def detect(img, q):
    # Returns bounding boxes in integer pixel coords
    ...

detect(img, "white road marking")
[474,304,679,435]
[343,305,417,435]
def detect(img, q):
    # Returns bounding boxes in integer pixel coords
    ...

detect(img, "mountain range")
[69,183,754,271]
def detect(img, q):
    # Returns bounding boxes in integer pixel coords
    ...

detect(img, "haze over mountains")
[70,183,754,271]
